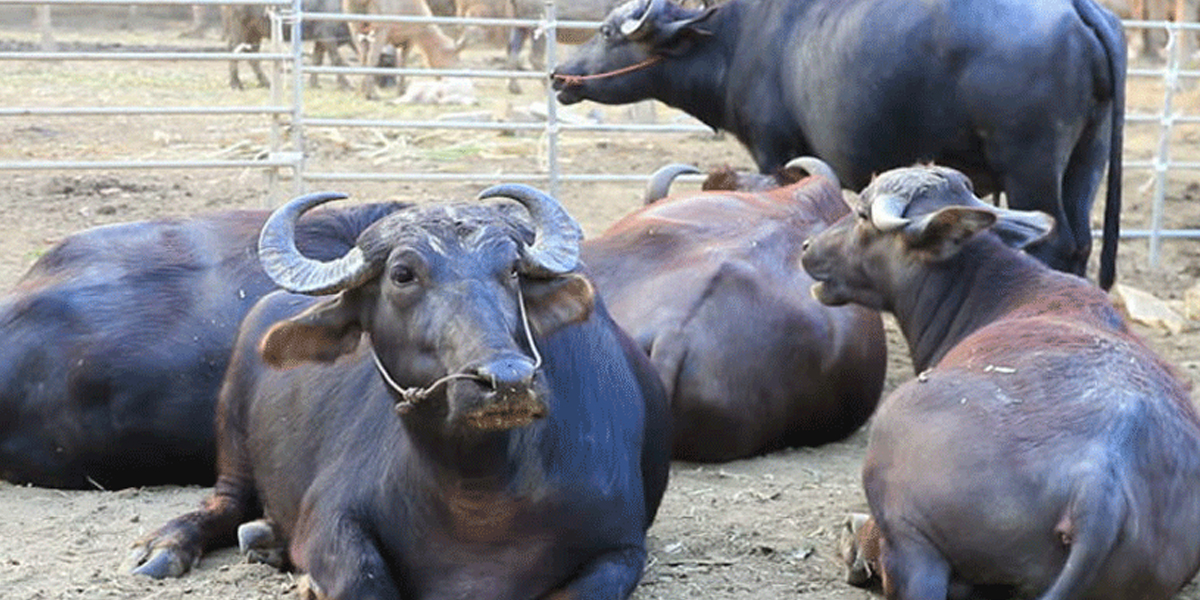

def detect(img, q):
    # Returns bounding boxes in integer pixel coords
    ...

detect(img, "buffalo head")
[801,165,1054,311]
[552,0,716,105]
[256,186,593,431]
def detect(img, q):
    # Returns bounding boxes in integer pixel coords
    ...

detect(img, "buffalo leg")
[544,546,648,600]
[506,27,530,94]
[123,474,256,578]
[1060,112,1112,278]
[292,512,401,599]
[879,533,951,600]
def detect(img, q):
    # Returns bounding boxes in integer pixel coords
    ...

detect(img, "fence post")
[1149,23,1181,267]
[290,0,305,198]
[37,4,54,52]
[543,0,560,198]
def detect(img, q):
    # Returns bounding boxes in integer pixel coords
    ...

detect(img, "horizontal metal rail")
[0,106,292,116]
[0,51,291,61]
[301,116,711,134]
[0,157,301,170]
[2,0,286,4]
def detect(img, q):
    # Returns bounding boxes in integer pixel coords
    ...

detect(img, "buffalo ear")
[902,206,996,261]
[990,208,1055,249]
[521,272,596,336]
[259,293,363,368]
[647,7,717,54]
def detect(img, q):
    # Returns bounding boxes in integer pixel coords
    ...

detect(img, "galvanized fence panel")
[0,1,1197,263]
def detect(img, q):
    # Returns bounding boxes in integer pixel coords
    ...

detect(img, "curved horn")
[643,163,700,204]
[784,156,840,189]
[258,192,381,295]
[869,193,911,231]
[621,0,665,41]
[477,184,583,277]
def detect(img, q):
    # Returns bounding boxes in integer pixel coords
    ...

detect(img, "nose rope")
[552,55,662,87]
[372,284,544,414]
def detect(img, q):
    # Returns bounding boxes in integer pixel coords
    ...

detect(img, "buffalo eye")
[599,23,615,39]
[391,264,416,285]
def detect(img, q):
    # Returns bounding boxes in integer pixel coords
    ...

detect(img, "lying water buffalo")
[583,158,885,461]
[802,164,1200,600]
[0,203,403,489]
[125,187,671,599]
[553,0,1126,289]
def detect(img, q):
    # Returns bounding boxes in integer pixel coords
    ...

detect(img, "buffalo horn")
[643,163,701,204]
[869,193,911,231]
[477,184,583,277]
[621,0,665,40]
[258,192,381,295]
[784,156,840,190]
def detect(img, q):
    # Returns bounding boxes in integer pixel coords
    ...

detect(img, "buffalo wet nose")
[473,357,536,391]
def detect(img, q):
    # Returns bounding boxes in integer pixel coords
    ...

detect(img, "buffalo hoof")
[123,544,193,579]
[237,519,287,569]
[298,574,329,600]
[507,79,522,95]
[839,512,880,588]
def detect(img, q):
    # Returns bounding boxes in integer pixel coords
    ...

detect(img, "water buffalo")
[344,0,461,99]
[553,0,1127,289]
[583,159,885,461]
[802,164,1200,600]
[125,186,672,600]
[0,203,403,489]
[221,0,358,90]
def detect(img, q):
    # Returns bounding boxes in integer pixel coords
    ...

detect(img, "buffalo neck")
[651,8,739,135]
[889,237,1042,373]
[402,412,530,482]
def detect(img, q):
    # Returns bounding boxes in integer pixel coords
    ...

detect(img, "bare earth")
[0,8,1198,600]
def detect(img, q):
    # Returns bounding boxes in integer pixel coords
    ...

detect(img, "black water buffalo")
[802,164,1200,600]
[583,158,885,461]
[0,203,402,489]
[125,187,672,600]
[553,0,1126,289]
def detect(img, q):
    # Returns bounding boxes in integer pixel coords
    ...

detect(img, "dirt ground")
[0,6,1198,600]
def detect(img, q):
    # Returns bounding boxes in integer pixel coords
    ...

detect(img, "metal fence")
[1,0,1198,265]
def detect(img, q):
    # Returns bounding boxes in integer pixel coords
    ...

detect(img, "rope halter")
[552,55,663,88]
[372,284,544,414]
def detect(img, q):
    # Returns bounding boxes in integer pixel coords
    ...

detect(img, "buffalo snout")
[450,354,547,430]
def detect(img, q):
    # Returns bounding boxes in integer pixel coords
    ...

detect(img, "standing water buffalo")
[802,164,1200,600]
[553,0,1127,289]
[125,187,671,600]
[0,203,403,489]
[221,0,359,90]
[344,0,461,99]
[582,158,886,461]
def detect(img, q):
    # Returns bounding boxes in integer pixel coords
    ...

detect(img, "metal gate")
[1,0,1197,265]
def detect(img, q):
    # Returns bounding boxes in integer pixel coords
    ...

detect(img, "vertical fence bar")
[268,5,284,206]
[1150,24,1180,267]
[543,0,560,198]
[36,4,54,51]
[290,0,305,198]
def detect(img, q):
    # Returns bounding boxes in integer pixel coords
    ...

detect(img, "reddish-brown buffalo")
[583,159,886,461]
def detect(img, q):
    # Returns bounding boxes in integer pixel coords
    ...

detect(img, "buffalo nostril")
[474,357,536,391]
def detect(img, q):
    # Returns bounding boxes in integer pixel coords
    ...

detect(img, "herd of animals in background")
[3,0,1200,598]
